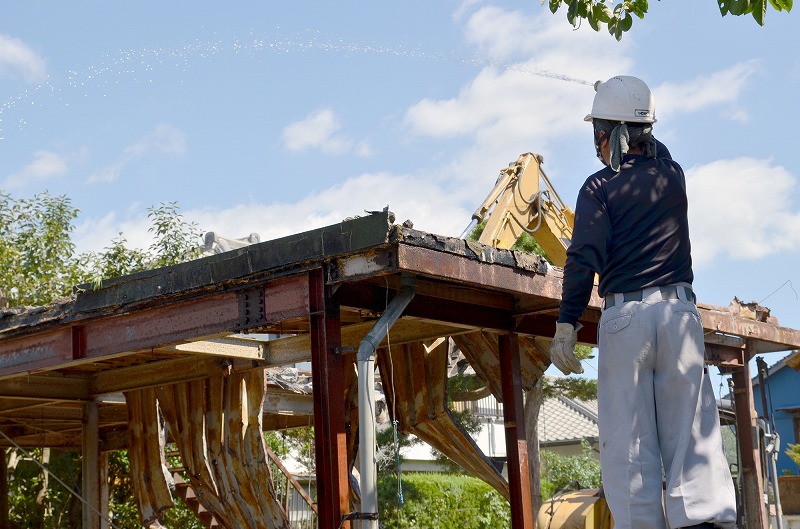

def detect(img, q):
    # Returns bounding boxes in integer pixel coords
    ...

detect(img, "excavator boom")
[470,153,574,266]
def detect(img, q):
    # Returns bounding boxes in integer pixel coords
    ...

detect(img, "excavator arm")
[469,153,574,266]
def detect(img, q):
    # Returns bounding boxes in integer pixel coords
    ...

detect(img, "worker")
[549,75,738,529]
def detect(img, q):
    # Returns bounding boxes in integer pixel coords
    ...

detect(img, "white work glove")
[550,322,584,375]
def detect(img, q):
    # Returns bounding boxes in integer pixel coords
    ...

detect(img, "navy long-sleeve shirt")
[558,140,694,326]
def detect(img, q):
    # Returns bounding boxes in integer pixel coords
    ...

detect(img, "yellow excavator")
[467,152,573,266]
[466,152,611,529]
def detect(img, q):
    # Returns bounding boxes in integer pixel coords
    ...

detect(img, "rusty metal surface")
[499,334,534,529]
[308,268,351,529]
[377,338,510,500]
[2,214,800,527]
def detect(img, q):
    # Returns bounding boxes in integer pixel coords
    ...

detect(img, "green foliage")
[277,427,317,474]
[0,191,204,303]
[540,439,601,499]
[105,449,205,528]
[146,202,203,269]
[1,191,206,527]
[545,0,790,40]
[787,443,800,472]
[542,374,597,400]
[0,191,83,306]
[83,201,203,289]
[378,473,510,529]
[6,449,82,529]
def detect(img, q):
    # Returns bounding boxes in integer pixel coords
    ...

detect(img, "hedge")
[377,472,511,529]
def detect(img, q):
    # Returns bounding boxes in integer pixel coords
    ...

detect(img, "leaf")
[730,0,750,15]
[578,0,589,18]
[621,11,633,30]
[752,0,766,24]
[768,0,784,10]
[607,17,624,40]
[549,0,561,14]
[589,10,602,30]
[567,0,580,26]
[718,0,731,16]
[631,0,649,17]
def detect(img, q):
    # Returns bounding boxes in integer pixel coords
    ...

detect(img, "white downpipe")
[357,274,416,529]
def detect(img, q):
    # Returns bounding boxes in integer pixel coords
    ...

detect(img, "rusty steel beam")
[699,310,800,353]
[499,333,534,529]
[397,245,562,301]
[730,344,767,529]
[263,273,311,324]
[309,267,350,529]
[0,292,240,379]
[337,281,515,332]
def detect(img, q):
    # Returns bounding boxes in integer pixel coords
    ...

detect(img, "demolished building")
[1,209,800,529]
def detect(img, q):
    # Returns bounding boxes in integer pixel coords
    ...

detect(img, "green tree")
[544,0,792,40]
[0,191,83,307]
[787,443,800,474]
[1,191,206,528]
[378,473,510,529]
[540,439,602,499]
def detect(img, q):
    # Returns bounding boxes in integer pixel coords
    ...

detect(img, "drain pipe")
[357,274,416,529]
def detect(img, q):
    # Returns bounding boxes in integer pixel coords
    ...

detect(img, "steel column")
[499,333,534,529]
[309,268,350,529]
[731,344,767,529]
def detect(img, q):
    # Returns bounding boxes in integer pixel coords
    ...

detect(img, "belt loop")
[614,292,623,307]
[677,285,687,302]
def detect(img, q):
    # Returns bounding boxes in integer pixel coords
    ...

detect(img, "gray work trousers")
[597,284,738,529]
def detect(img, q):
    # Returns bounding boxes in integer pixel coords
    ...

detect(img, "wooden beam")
[83,401,101,529]
[264,318,469,366]
[157,337,265,359]
[0,448,7,529]
[90,355,256,395]
[0,374,90,401]
[263,387,313,415]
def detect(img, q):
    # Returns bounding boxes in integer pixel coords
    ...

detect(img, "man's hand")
[550,322,584,375]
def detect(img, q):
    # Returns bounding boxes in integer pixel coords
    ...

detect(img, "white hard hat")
[584,75,656,124]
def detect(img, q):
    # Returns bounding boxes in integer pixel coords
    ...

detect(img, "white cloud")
[655,61,760,122]
[686,157,800,268]
[404,7,630,144]
[402,6,632,208]
[87,124,186,184]
[3,150,68,189]
[282,108,372,156]
[0,34,47,83]
[73,170,471,255]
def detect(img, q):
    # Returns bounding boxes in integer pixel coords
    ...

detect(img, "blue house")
[752,351,800,475]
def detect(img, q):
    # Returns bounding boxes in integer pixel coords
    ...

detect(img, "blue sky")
[2,1,799,382]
